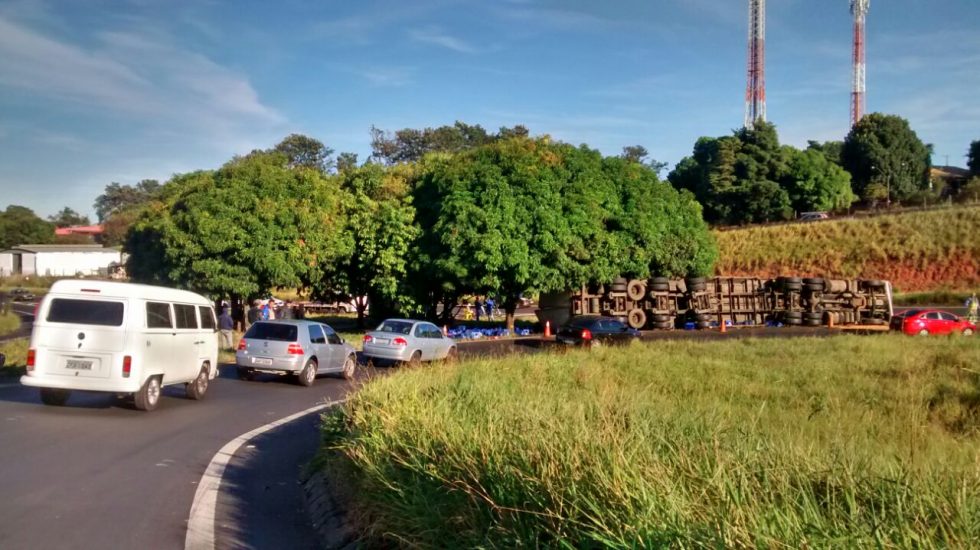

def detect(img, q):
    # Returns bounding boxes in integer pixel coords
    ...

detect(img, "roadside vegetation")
[320,334,980,548]
[0,311,20,337]
[0,338,28,376]
[715,204,980,291]
[894,289,974,307]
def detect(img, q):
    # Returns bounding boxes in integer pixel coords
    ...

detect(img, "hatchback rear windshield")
[244,322,298,342]
[47,298,124,327]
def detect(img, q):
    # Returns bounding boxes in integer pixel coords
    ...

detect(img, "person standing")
[486,297,496,321]
[247,299,262,326]
[967,292,979,324]
[218,307,234,350]
[475,298,482,322]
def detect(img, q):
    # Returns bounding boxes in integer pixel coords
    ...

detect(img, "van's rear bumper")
[20,373,142,393]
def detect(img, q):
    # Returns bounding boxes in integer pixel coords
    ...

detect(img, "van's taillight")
[581,329,592,341]
[392,337,408,346]
[26,349,36,371]
[362,335,374,344]
[34,303,41,317]
[122,355,132,378]
[237,339,247,351]
[287,343,304,355]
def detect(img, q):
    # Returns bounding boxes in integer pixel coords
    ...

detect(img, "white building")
[0,245,122,277]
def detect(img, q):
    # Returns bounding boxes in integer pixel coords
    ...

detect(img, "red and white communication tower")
[850,0,870,126]
[744,0,766,129]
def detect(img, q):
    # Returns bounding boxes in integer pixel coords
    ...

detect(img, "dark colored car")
[9,288,36,302]
[890,309,976,336]
[556,316,640,347]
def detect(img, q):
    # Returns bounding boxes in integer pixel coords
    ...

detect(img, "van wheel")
[298,359,317,387]
[40,388,71,406]
[341,355,357,380]
[134,376,161,411]
[186,365,210,400]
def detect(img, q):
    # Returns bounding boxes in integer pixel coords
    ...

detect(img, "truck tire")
[779,277,803,292]
[610,278,628,293]
[803,278,825,292]
[649,277,670,292]
[626,280,647,301]
[652,314,672,324]
[861,279,886,290]
[802,312,823,326]
[627,308,647,329]
[685,277,707,292]
[653,321,673,330]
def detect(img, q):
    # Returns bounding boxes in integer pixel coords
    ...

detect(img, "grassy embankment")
[715,204,980,292]
[0,338,28,376]
[0,311,20,336]
[320,334,980,548]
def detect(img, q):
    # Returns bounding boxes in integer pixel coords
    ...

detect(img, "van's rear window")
[244,322,297,342]
[47,299,124,327]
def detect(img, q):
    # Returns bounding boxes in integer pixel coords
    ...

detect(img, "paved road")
[0,366,354,549]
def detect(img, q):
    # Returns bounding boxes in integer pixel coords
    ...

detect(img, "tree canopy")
[126,151,349,299]
[412,138,716,329]
[48,207,91,228]
[273,134,335,172]
[0,205,54,249]
[669,122,856,225]
[370,122,530,164]
[968,140,980,177]
[841,113,931,203]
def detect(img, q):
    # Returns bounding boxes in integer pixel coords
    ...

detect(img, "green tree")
[93,180,161,222]
[126,152,350,300]
[414,138,715,331]
[968,140,980,177]
[668,122,798,224]
[841,113,931,204]
[48,207,91,227]
[620,145,668,175]
[316,163,419,327]
[0,205,55,249]
[273,134,335,172]
[783,149,856,213]
[336,152,359,173]
[370,122,530,165]
[806,140,844,166]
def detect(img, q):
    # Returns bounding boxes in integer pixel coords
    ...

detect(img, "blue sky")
[1,0,978,219]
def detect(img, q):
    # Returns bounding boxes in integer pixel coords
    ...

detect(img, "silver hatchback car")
[362,319,457,365]
[236,320,357,385]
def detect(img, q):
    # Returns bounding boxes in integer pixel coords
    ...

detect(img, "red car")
[890,309,976,336]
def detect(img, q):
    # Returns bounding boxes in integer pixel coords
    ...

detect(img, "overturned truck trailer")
[566,276,893,330]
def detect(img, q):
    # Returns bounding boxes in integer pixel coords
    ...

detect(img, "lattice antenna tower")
[851,0,870,126]
[744,0,766,129]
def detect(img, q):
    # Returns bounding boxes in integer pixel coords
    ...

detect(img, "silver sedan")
[362,319,458,365]
[236,320,357,385]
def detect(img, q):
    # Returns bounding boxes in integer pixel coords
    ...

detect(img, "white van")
[21,280,219,411]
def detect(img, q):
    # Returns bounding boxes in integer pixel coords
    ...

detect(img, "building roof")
[0,245,120,254]
[54,225,105,236]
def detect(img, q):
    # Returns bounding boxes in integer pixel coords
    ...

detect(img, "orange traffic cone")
[544,320,552,338]
[720,316,727,333]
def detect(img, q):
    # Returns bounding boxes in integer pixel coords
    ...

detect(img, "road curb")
[184,398,346,550]
[302,465,359,549]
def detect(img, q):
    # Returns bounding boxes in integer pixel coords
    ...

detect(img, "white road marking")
[184,398,346,550]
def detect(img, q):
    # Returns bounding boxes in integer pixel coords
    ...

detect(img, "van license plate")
[66,359,93,370]
[253,358,273,366]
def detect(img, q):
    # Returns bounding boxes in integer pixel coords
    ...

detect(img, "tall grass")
[322,335,980,548]
[714,204,980,280]
[0,311,20,337]
[0,338,28,376]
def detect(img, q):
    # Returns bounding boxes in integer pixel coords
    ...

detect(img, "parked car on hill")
[557,316,640,348]
[362,319,457,365]
[890,309,975,336]
[236,320,357,384]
